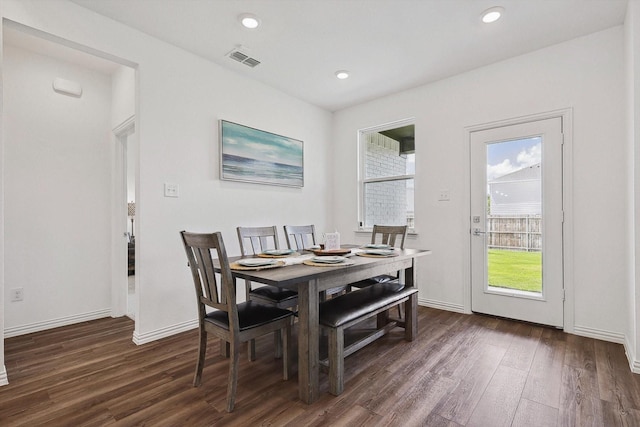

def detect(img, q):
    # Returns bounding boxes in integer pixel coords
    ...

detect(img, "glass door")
[470,117,563,327]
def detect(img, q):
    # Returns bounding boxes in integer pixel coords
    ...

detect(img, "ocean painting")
[220,120,304,188]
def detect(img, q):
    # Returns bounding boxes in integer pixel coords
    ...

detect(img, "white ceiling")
[61,0,629,111]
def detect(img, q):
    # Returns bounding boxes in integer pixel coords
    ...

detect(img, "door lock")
[472,228,486,236]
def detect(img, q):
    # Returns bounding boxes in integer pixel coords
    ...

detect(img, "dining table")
[224,246,431,404]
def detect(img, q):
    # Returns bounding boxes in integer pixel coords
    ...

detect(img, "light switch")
[164,183,179,198]
[438,189,450,201]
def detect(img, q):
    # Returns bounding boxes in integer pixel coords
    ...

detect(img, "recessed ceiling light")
[481,6,504,24]
[335,70,349,80]
[239,13,260,29]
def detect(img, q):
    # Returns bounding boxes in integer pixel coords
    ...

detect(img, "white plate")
[262,249,295,256]
[237,258,278,267]
[364,249,395,256]
[363,244,392,249]
[311,256,346,264]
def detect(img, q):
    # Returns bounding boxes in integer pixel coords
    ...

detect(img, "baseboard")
[419,298,465,313]
[573,324,626,344]
[133,319,198,345]
[0,365,8,386]
[4,309,111,338]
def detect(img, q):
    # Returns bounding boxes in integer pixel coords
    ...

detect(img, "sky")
[221,120,303,167]
[486,136,541,181]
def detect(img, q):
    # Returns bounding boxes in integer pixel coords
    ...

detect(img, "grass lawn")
[488,249,542,293]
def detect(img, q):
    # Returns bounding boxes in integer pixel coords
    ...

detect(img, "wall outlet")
[11,288,24,302]
[164,182,179,198]
[438,189,450,201]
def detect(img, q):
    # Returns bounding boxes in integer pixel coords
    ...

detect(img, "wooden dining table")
[226,247,431,404]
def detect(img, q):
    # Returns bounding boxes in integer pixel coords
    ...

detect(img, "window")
[359,120,415,230]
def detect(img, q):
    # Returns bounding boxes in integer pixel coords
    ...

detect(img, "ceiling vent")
[227,47,261,68]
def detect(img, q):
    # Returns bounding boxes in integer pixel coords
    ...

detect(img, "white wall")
[3,44,113,332]
[333,27,628,338]
[626,0,640,369]
[0,0,333,349]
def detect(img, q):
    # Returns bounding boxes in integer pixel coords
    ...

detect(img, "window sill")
[354,229,418,237]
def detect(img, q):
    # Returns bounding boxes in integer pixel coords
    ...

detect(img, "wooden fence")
[487,215,541,251]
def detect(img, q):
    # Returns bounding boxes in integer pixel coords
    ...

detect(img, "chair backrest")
[180,231,239,333]
[283,224,317,250]
[237,226,280,255]
[371,225,407,249]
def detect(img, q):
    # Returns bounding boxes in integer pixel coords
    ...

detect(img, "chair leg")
[282,322,291,380]
[226,339,240,412]
[274,330,283,359]
[193,327,207,387]
[220,339,230,358]
[328,327,344,396]
[248,339,256,361]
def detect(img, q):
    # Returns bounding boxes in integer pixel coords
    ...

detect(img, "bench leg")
[376,310,389,329]
[328,327,344,396]
[405,293,417,341]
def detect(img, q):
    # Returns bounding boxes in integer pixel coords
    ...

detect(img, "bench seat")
[318,282,418,395]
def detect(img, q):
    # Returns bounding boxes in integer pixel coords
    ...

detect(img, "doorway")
[2,21,137,337]
[114,118,136,320]
[470,116,564,327]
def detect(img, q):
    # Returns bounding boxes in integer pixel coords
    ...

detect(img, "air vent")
[227,47,261,68]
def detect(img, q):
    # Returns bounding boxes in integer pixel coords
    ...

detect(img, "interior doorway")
[2,21,137,337]
[114,118,136,320]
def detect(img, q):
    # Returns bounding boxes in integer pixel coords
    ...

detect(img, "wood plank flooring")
[2,307,640,426]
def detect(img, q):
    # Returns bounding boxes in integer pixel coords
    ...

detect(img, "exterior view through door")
[470,117,564,328]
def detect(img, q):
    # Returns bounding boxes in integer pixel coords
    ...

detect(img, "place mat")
[356,251,399,258]
[230,261,286,271]
[257,251,301,258]
[303,259,355,267]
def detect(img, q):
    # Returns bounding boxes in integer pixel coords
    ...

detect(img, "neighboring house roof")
[489,163,541,216]
[489,163,540,183]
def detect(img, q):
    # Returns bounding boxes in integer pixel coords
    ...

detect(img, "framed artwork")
[219,120,304,188]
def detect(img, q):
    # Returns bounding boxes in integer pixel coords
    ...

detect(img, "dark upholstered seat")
[320,282,413,328]
[249,286,298,304]
[205,301,293,331]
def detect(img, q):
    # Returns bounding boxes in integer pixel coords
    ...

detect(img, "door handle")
[472,228,486,236]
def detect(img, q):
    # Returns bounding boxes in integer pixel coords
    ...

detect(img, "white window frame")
[358,117,415,232]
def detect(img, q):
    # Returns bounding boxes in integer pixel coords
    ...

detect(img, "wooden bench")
[318,282,418,395]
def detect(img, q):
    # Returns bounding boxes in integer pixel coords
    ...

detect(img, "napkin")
[282,254,315,266]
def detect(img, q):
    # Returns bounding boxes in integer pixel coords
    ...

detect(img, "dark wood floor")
[2,307,640,426]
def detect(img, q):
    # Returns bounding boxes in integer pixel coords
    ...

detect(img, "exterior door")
[470,117,563,327]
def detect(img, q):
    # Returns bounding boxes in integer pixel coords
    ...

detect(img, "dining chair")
[237,226,299,310]
[180,230,293,412]
[284,224,317,250]
[350,225,409,316]
[237,226,298,359]
[284,224,346,298]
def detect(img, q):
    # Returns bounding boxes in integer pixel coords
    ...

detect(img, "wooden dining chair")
[284,224,317,250]
[350,225,409,316]
[237,226,299,310]
[284,224,346,298]
[180,231,293,412]
[237,226,298,359]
